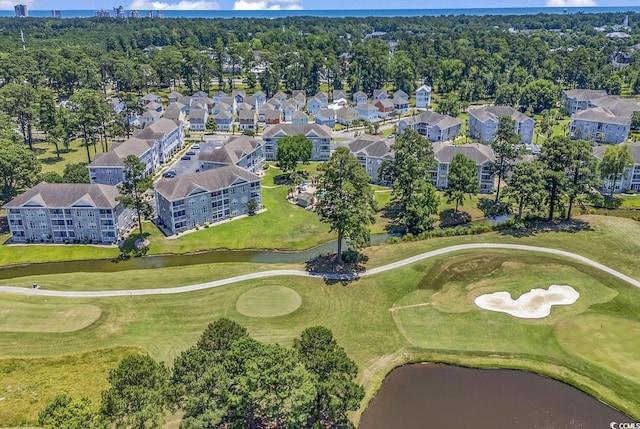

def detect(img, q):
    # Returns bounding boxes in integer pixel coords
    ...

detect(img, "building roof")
[4,182,121,209]
[358,103,379,112]
[262,123,332,138]
[264,109,282,120]
[353,91,367,98]
[433,142,496,164]
[317,108,336,118]
[593,143,640,163]
[238,110,256,121]
[167,101,186,111]
[337,106,358,118]
[164,109,184,121]
[190,109,207,120]
[589,96,640,117]
[469,105,533,123]
[403,111,462,129]
[562,89,608,102]
[142,110,162,119]
[198,136,263,166]
[215,111,233,120]
[375,99,395,109]
[167,90,182,99]
[89,138,154,167]
[291,111,308,119]
[416,85,432,93]
[155,165,260,201]
[393,90,409,99]
[572,106,632,125]
[134,118,180,139]
[348,135,393,158]
[142,93,160,101]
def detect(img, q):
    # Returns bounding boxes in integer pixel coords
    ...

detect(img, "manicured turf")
[0,302,101,332]
[2,217,640,425]
[3,212,640,426]
[236,285,302,318]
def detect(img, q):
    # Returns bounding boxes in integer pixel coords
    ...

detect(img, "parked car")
[181,155,191,160]
[186,150,196,156]
[191,144,200,150]
[163,170,177,178]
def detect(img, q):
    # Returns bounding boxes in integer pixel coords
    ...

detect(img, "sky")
[2,0,639,12]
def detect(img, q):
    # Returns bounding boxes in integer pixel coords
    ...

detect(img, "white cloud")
[545,0,597,6]
[128,0,220,10]
[0,0,34,9]
[232,0,302,10]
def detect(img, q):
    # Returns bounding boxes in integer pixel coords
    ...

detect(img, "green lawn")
[1,215,640,425]
[33,136,109,176]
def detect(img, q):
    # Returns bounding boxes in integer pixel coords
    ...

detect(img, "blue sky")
[3,0,639,12]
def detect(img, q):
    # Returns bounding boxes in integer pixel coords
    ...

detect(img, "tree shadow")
[305,253,368,285]
[40,156,64,165]
[380,202,405,234]
[498,219,593,238]
[439,209,471,228]
[117,232,152,259]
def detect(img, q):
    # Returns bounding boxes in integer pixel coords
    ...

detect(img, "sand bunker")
[474,285,579,319]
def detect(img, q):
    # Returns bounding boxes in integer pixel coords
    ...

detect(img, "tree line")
[38,319,364,429]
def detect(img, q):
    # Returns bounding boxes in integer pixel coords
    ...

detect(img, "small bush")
[342,250,360,263]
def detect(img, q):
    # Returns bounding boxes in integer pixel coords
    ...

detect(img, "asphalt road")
[1,243,638,298]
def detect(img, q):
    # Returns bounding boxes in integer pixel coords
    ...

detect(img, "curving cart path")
[0,243,638,298]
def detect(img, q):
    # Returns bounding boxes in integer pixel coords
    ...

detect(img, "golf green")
[236,285,302,318]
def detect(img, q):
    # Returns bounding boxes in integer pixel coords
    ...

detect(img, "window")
[88,211,95,217]
[75,210,81,216]
[28,221,35,228]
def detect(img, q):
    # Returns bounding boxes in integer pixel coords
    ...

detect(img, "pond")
[0,234,391,280]
[359,364,635,429]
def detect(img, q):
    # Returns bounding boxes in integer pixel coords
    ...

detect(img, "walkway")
[0,243,638,298]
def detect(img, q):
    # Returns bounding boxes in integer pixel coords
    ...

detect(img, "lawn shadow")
[379,201,407,234]
[305,253,368,285]
[499,219,593,238]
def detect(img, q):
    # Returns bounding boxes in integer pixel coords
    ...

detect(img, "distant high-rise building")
[14,4,28,17]
[51,10,61,18]
[113,6,124,18]
[128,10,140,18]
[95,9,111,17]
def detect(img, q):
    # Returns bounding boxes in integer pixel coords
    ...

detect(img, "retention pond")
[359,364,635,429]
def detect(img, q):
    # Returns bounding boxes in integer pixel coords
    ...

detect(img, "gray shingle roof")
[155,165,260,201]
[4,182,121,209]
[262,123,332,138]
[589,96,640,116]
[469,105,534,123]
[433,142,495,164]
[572,106,632,125]
[562,89,608,102]
[134,118,180,139]
[375,99,394,109]
[89,138,153,167]
[593,143,640,163]
[348,135,393,158]
[198,136,263,165]
[190,109,207,119]
[403,111,462,129]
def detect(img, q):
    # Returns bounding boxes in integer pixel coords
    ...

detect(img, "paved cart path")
[1,243,638,298]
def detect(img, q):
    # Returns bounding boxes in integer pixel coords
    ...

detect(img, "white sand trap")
[474,285,580,319]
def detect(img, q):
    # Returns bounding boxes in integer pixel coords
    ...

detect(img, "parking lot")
[164,139,226,178]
